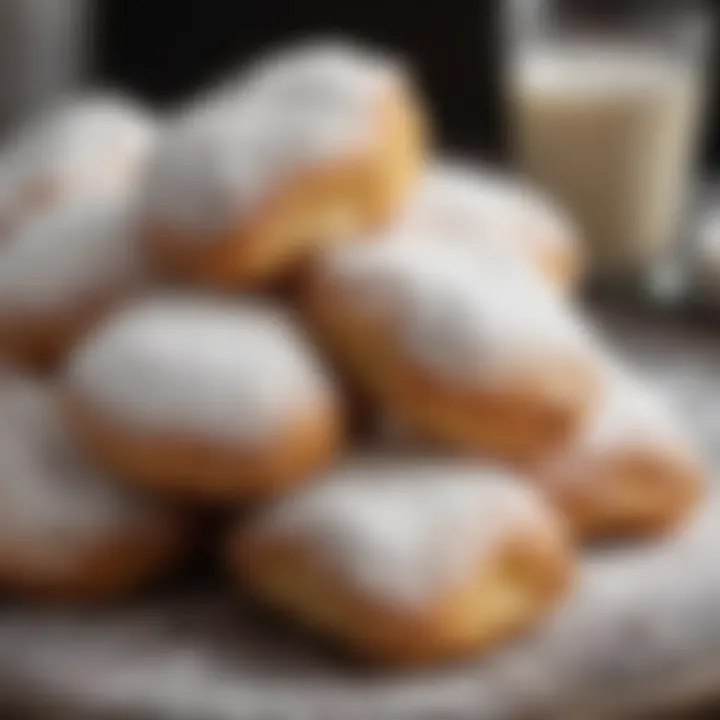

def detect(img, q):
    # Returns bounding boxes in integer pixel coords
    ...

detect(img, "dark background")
[93,0,719,170]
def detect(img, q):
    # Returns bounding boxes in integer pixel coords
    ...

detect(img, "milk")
[509,44,704,275]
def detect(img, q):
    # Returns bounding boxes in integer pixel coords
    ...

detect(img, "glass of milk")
[506,0,711,291]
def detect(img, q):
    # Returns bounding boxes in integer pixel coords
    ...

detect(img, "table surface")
[2,308,720,720]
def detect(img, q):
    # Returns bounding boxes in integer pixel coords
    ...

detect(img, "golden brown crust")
[230,516,574,666]
[537,444,704,540]
[64,395,344,503]
[304,277,599,464]
[0,516,190,603]
[145,89,426,289]
[0,290,130,371]
[534,229,583,294]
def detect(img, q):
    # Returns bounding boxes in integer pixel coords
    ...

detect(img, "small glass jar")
[504,0,712,299]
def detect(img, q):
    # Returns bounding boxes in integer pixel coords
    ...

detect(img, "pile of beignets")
[0,39,704,666]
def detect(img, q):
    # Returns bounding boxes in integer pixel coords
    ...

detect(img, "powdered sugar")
[67,296,335,443]
[403,160,577,272]
[321,237,596,386]
[582,363,692,454]
[0,372,167,575]
[144,41,399,235]
[258,455,549,607]
[0,95,156,224]
[0,193,143,317]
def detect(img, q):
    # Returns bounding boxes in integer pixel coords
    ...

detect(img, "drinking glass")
[505,0,712,296]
